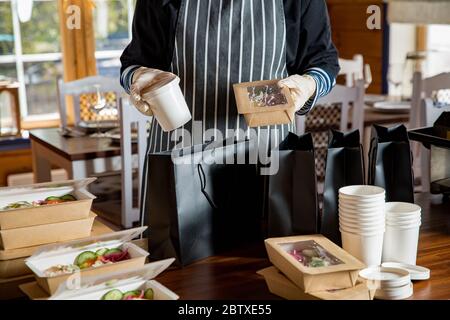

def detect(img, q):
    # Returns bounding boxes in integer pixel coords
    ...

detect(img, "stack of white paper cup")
[382,202,422,265]
[339,185,386,267]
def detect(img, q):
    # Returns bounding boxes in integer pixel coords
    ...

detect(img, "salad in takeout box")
[25,227,148,295]
[265,235,366,293]
[49,259,178,300]
[0,178,97,230]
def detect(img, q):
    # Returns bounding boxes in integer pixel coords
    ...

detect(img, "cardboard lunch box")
[0,217,114,262]
[233,79,295,127]
[25,227,149,295]
[265,235,366,293]
[48,259,178,300]
[0,212,96,250]
[0,178,97,230]
[258,266,375,300]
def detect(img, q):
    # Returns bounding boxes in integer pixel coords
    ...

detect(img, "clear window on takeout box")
[280,240,344,268]
[246,83,288,108]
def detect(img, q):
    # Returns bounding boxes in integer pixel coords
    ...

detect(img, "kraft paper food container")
[258,267,375,300]
[49,259,177,300]
[265,235,366,293]
[0,178,97,230]
[0,212,96,250]
[25,227,148,295]
[0,256,30,279]
[233,79,295,127]
[0,217,113,261]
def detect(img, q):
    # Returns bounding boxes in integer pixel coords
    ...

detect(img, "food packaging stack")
[22,226,179,300]
[0,179,98,297]
[260,235,374,300]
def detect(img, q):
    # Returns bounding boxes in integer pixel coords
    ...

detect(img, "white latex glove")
[130,67,176,116]
[278,74,317,112]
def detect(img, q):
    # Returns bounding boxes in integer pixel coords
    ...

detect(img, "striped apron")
[140,0,293,224]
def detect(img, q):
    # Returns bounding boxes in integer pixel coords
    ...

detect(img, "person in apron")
[120,0,339,225]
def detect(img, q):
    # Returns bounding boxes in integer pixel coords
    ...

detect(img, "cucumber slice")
[101,289,123,300]
[144,288,154,300]
[45,196,61,202]
[60,194,76,201]
[123,290,142,300]
[74,251,97,268]
[95,248,108,256]
[104,248,123,256]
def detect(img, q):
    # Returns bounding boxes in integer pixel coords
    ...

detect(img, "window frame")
[0,0,134,128]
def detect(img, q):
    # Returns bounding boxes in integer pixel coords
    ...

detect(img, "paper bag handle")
[197,163,219,209]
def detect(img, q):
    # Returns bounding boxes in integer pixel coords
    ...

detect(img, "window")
[426,25,450,77]
[0,0,135,123]
[94,0,135,79]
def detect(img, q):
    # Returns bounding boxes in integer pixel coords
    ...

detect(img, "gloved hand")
[278,74,317,112]
[130,67,176,116]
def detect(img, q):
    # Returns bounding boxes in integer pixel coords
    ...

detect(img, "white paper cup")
[385,202,421,215]
[339,214,384,224]
[339,204,385,214]
[382,224,421,265]
[339,223,385,234]
[142,76,192,132]
[339,198,386,210]
[341,230,384,267]
[386,217,421,225]
[339,185,386,199]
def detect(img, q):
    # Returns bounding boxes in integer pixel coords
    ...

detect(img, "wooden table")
[153,192,448,300]
[16,193,450,300]
[29,128,123,182]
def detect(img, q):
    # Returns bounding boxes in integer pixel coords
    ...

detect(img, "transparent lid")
[0,177,97,197]
[27,226,147,261]
[50,258,175,300]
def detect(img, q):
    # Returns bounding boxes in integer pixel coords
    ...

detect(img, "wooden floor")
[154,192,450,300]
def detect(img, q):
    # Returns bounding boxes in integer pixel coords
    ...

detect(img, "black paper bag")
[268,132,320,237]
[142,139,262,266]
[321,130,365,245]
[368,124,414,203]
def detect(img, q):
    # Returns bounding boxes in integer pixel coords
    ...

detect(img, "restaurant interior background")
[0,0,450,301]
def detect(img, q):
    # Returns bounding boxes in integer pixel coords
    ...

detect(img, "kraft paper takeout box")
[0,217,113,262]
[265,235,366,293]
[233,79,295,127]
[0,178,96,230]
[258,266,375,300]
[0,212,96,250]
[0,219,113,280]
[25,227,149,295]
[48,259,178,300]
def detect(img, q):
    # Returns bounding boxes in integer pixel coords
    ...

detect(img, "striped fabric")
[297,67,336,116]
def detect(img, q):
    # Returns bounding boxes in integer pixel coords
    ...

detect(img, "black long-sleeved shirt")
[120,0,340,114]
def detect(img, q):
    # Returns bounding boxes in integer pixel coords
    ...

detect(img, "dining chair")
[296,80,365,182]
[338,54,364,87]
[118,98,151,228]
[410,72,450,192]
[57,75,124,128]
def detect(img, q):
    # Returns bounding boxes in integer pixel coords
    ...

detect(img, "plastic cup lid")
[381,262,430,280]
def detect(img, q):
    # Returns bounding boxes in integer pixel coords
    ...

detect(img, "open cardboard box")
[265,235,366,293]
[25,227,148,295]
[258,266,375,300]
[48,259,178,300]
[0,212,96,250]
[0,178,96,230]
[233,79,295,127]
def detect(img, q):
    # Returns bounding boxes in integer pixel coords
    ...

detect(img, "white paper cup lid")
[359,266,410,287]
[381,262,430,280]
